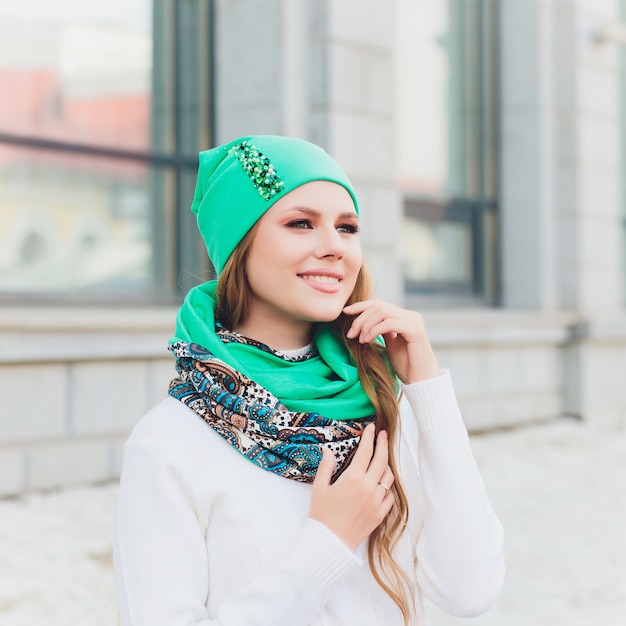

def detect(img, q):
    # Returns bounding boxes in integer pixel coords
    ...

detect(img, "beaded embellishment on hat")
[228,140,286,200]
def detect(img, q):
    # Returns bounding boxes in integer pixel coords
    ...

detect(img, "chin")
[303,307,345,324]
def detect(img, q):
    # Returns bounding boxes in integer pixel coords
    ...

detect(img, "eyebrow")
[287,206,359,221]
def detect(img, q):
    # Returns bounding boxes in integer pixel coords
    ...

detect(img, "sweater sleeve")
[401,371,505,618]
[114,443,361,626]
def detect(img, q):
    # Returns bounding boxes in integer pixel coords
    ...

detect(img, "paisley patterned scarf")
[168,333,375,482]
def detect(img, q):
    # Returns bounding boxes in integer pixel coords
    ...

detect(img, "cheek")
[248,231,285,270]
[345,257,362,287]
[259,227,300,258]
[343,246,362,292]
[246,239,297,291]
[346,243,363,272]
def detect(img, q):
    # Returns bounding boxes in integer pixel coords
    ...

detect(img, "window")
[0,0,214,302]
[395,0,499,304]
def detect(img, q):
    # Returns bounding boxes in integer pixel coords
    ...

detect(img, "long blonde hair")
[215,225,415,624]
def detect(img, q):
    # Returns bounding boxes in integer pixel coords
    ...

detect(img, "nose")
[315,225,346,259]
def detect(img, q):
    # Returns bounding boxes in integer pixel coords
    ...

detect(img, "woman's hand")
[343,299,441,384]
[309,424,394,550]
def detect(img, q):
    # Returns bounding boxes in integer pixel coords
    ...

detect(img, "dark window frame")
[404,195,497,298]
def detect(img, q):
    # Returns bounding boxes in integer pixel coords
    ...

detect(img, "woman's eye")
[286,219,312,229]
[337,223,360,234]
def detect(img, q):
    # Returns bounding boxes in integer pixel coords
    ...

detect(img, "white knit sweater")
[114,371,504,626]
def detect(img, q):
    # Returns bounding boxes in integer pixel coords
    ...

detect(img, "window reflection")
[395,0,449,196]
[0,146,154,295]
[401,218,472,285]
[0,0,165,298]
[0,0,152,149]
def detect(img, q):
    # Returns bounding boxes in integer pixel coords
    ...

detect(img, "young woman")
[114,135,505,626]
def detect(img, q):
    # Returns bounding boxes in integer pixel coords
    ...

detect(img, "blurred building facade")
[0,0,625,495]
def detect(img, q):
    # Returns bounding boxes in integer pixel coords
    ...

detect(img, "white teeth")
[300,274,340,283]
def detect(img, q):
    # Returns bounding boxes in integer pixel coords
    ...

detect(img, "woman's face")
[243,180,362,338]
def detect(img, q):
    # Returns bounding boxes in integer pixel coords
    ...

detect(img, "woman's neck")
[233,318,313,352]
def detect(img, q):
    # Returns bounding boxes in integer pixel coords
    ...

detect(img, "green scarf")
[170,280,375,420]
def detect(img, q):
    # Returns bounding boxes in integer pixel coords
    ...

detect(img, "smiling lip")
[297,270,343,293]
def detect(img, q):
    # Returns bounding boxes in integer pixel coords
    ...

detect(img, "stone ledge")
[0,330,172,363]
[0,306,177,332]
[0,307,592,361]
[420,310,581,347]
[5,307,624,352]
[568,314,626,342]
[0,306,177,363]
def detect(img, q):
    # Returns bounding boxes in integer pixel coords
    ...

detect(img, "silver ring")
[379,482,390,493]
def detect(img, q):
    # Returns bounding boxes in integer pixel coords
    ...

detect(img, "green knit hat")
[191,135,359,275]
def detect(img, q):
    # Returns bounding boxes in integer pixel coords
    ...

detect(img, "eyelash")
[286,219,360,234]
[338,223,360,234]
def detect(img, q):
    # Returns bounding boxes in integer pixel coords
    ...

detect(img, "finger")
[348,304,404,343]
[347,308,387,341]
[377,467,395,494]
[360,318,412,344]
[345,309,376,339]
[349,423,376,473]
[344,301,386,338]
[366,430,389,477]
[342,300,372,314]
[313,448,335,488]
[381,331,398,347]
[381,487,395,512]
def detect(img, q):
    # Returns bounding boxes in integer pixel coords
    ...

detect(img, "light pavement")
[0,418,624,626]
